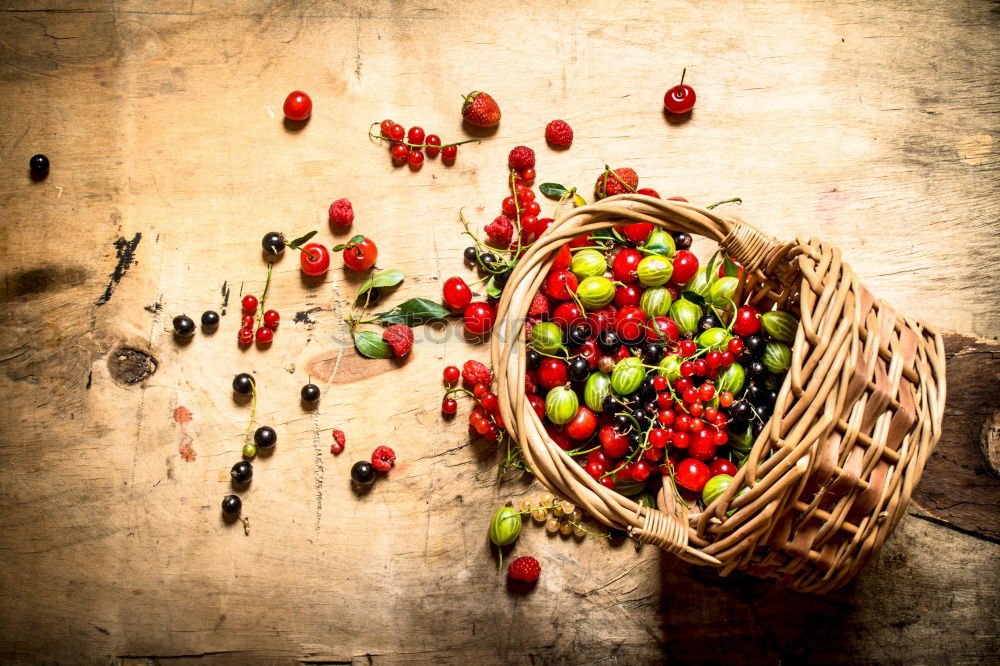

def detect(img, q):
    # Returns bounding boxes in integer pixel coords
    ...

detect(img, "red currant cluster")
[441,361,505,444]
[237,265,280,347]
[369,120,478,170]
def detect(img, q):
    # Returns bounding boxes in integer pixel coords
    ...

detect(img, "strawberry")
[462,91,501,128]
[595,167,638,199]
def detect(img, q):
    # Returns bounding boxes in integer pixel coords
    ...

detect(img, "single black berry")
[221,494,242,515]
[627,431,640,448]
[526,349,542,370]
[744,334,766,358]
[172,314,195,337]
[745,383,767,406]
[29,154,49,178]
[698,314,721,332]
[746,360,766,379]
[613,413,631,432]
[608,526,629,540]
[596,330,621,355]
[232,373,254,395]
[230,460,252,484]
[494,268,512,289]
[756,402,773,421]
[201,310,220,328]
[253,426,277,448]
[301,383,321,402]
[673,232,692,251]
[262,231,285,255]
[351,460,376,486]
[463,246,478,263]
[478,252,499,272]
[752,422,765,437]
[566,324,591,348]
[568,356,590,383]
[642,342,664,363]
[729,401,752,422]
[602,394,617,412]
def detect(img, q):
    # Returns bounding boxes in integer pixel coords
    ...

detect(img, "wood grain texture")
[0,0,998,663]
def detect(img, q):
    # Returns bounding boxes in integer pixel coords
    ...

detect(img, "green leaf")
[573,192,587,207]
[354,330,393,359]
[333,234,366,252]
[485,276,502,299]
[539,182,569,198]
[375,298,452,326]
[332,244,346,251]
[286,230,317,248]
[644,242,675,256]
[357,269,404,300]
[681,291,706,307]
[723,255,741,278]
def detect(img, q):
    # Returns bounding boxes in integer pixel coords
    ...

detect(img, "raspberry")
[528,292,550,318]
[382,324,414,357]
[508,146,535,171]
[507,556,541,583]
[331,429,346,454]
[595,167,638,199]
[371,445,396,472]
[462,359,494,386]
[545,120,573,148]
[484,215,514,245]
[328,198,354,227]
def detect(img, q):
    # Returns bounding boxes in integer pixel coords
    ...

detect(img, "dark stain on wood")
[107,347,157,385]
[293,306,322,325]
[3,265,88,300]
[96,232,141,306]
[220,280,229,315]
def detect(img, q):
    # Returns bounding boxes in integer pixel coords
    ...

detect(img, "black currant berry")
[253,426,277,449]
[566,324,590,348]
[698,314,721,332]
[627,431,640,448]
[642,342,664,363]
[568,356,590,383]
[301,383,321,402]
[673,232,692,251]
[526,349,542,370]
[262,231,285,255]
[172,314,195,337]
[230,461,252,484]
[232,373,254,395]
[463,246,478,263]
[201,310,220,328]
[597,330,621,355]
[745,383,767,406]
[602,394,617,412]
[752,422,765,438]
[351,460,376,486]
[746,360,766,379]
[729,401,752,422]
[478,252,499,272]
[744,335,766,358]
[613,413,631,432]
[756,402,773,421]
[494,268,512,288]
[29,154,49,179]
[221,494,242,515]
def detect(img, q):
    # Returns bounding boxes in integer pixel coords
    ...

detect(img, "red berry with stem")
[622,222,653,243]
[407,126,425,145]
[343,237,377,271]
[653,375,668,391]
[733,305,762,336]
[728,337,745,355]
[480,391,499,412]
[678,339,697,357]
[519,167,536,184]
[255,326,274,345]
[564,406,597,440]
[443,365,461,384]
[671,250,699,284]
[649,428,669,448]
[614,284,643,308]
[300,243,331,276]
[388,124,405,142]
[237,327,253,345]
[664,69,696,114]
[408,149,424,169]
[612,248,642,283]
[425,134,441,156]
[463,301,495,335]
[599,425,628,459]
[525,201,541,217]
[263,309,280,328]
[443,277,472,309]
[391,143,410,163]
[441,144,457,162]
[675,458,710,492]
[552,302,583,329]
[379,119,394,136]
[648,316,680,343]
[242,295,258,313]
[441,398,458,415]
[632,460,653,482]
[501,196,517,216]
[283,90,312,121]
[544,270,578,301]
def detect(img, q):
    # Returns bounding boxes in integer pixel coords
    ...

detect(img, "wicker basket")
[491,194,946,593]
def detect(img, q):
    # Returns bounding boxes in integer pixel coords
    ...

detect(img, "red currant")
[443,277,472,309]
[585,461,605,479]
[688,433,716,461]
[683,387,699,404]
[237,327,253,345]
[644,448,664,462]
[525,201,541,217]
[657,392,674,408]
[425,135,441,156]
[407,126,425,145]
[519,167,535,183]
[703,406,719,422]
[694,359,708,376]
[658,408,676,425]
[283,90,312,121]
[343,237,378,271]
[408,149,424,169]
[719,351,735,366]
[671,251,699,284]
[719,391,734,408]
[673,431,690,448]
[712,430,729,446]
[632,460,653,482]
[255,326,274,345]
[241,314,254,327]
[689,418,704,433]
[520,215,540,237]
[379,119,395,136]
[501,197,518,216]
[463,301,496,335]
[728,337,745,355]
[675,378,693,391]
[388,124,405,142]
[480,391,499,412]
[599,476,616,490]
[678,339,697,357]
[263,309,280,328]
[300,243,331,276]
[391,142,410,163]
[680,361,695,377]
[699,382,716,402]
[443,365,460,384]
[706,351,722,369]
[675,414,692,431]
[664,70,696,115]
[652,375,668,391]
[649,428,669,448]
[441,144,457,162]
[242,295,258,313]
[442,398,458,415]
[472,383,488,399]
[689,402,704,417]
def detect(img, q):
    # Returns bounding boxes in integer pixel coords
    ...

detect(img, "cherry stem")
[679,67,686,88]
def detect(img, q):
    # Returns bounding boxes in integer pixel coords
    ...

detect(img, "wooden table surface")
[1,1,998,663]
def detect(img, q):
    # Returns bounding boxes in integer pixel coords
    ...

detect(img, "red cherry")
[443,276,473,309]
[255,326,274,345]
[588,306,618,333]
[664,69,696,114]
[614,305,648,344]
[577,340,599,369]
[528,394,545,419]
[585,461,605,479]
[545,425,573,450]
[425,135,441,156]
[587,450,608,469]
[390,143,410,163]
[614,284,643,308]
[552,302,584,329]
[343,237,378,271]
[441,144,458,162]
[283,90,312,121]
[709,460,737,479]
[537,218,555,237]
[733,305,762,336]
[537,358,568,390]
[621,222,653,243]
[568,233,591,249]
[668,196,689,202]
[599,475,616,490]
[671,251,699,284]
[688,430,717,461]
[463,301,496,335]
[599,425,628,459]
[300,243,331,276]
[637,188,661,198]
[407,126,425,145]
[408,149,425,169]
[550,245,572,270]
[612,248,643,283]
[241,295,258,313]
[648,316,679,342]
[564,406,597,440]
[674,458,710,492]
[544,270,578,301]
[263,309,280,328]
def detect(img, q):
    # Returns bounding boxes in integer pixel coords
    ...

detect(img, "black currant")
[756,402,773,421]
[746,360,766,379]
[526,349,542,370]
[673,232,692,251]
[744,334,766,358]
[477,252,498,272]
[568,356,590,383]
[29,154,49,178]
[642,342,663,363]
[752,421,765,438]
[729,401,752,422]
[172,314,195,338]
[608,526,629,540]
[230,461,252,484]
[201,310,220,328]
[746,383,767,406]
[221,494,242,515]
[262,231,285,255]
[698,314,721,332]
[232,373,254,395]
[613,413,631,432]
[301,383,321,402]
[602,394,617,412]
[463,246,478,263]
[494,268,512,289]
[566,324,591,348]
[253,426,277,449]
[351,460,376,486]
[627,431,641,448]
[596,330,621,355]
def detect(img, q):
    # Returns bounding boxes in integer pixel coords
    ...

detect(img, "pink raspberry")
[371,445,396,472]
[507,556,541,583]
[328,198,354,227]
[507,146,535,171]
[545,120,573,148]
[382,324,414,357]
[484,215,514,245]
[528,293,550,318]
[331,430,346,454]
[462,360,494,386]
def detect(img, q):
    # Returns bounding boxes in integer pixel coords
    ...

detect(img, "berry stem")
[679,68,686,88]
[367,123,480,149]
[706,197,742,210]
[255,262,274,329]
[243,378,258,448]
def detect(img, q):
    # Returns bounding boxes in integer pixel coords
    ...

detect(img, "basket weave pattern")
[492,195,946,593]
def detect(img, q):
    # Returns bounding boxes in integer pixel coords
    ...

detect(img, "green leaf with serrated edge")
[375,298,452,326]
[485,277,502,299]
[354,330,393,359]
[681,291,706,307]
[539,182,569,198]
[357,269,404,300]
[723,255,741,278]
[286,230,317,248]
[573,192,587,207]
